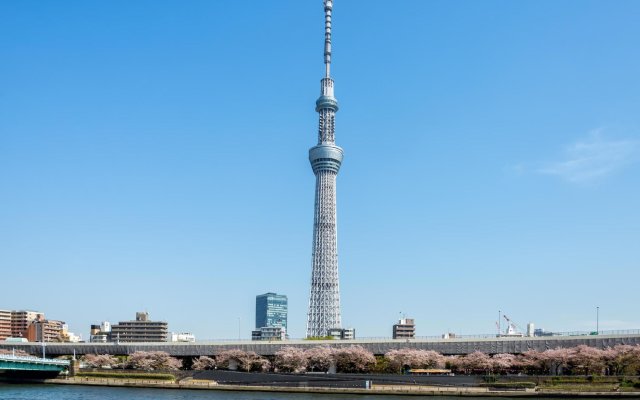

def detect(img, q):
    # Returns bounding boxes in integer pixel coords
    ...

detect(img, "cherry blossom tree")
[305,346,334,372]
[0,349,32,357]
[216,349,270,372]
[608,345,640,375]
[384,348,444,372]
[491,353,516,374]
[251,356,271,372]
[456,351,492,374]
[517,350,544,375]
[192,356,216,370]
[274,346,307,373]
[571,345,606,375]
[334,345,376,373]
[126,351,182,371]
[82,353,119,369]
[540,347,575,375]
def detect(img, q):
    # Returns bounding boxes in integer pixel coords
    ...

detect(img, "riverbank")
[37,377,640,397]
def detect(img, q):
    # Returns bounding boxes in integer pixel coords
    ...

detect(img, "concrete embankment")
[41,377,640,397]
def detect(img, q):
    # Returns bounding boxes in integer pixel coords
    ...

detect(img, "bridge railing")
[0,354,70,366]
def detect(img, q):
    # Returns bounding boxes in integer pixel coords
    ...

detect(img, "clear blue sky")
[1,0,639,340]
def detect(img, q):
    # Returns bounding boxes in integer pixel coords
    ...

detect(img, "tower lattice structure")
[306,0,343,338]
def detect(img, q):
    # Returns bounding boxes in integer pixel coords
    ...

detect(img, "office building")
[341,327,356,340]
[170,332,196,342]
[327,327,355,340]
[252,326,286,341]
[255,293,287,330]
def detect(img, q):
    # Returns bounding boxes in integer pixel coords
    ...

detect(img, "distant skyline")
[1,0,639,340]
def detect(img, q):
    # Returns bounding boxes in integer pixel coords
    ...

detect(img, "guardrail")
[0,354,70,366]
[192,329,640,343]
[2,329,639,345]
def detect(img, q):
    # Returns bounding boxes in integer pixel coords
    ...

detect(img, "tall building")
[11,310,44,338]
[393,318,416,339]
[0,310,11,340]
[306,0,343,338]
[110,312,168,343]
[26,318,65,342]
[255,292,288,330]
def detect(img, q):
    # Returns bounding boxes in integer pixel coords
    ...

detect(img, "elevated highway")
[2,332,640,357]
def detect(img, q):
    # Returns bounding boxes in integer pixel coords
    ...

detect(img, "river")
[0,384,539,400]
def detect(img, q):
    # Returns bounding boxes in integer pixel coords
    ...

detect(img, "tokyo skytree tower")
[306,0,343,338]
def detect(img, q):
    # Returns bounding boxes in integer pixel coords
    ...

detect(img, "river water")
[0,384,534,400]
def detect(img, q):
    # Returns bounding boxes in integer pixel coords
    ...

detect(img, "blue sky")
[1,0,639,340]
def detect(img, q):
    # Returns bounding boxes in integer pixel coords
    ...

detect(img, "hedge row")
[479,382,537,389]
[550,376,624,384]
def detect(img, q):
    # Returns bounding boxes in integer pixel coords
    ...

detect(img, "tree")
[384,348,444,372]
[305,346,334,372]
[457,351,492,374]
[517,351,545,375]
[0,349,32,357]
[571,345,606,375]
[608,345,640,375]
[334,345,376,373]
[192,356,216,370]
[540,347,575,375]
[274,346,307,373]
[82,353,119,369]
[126,351,182,371]
[491,353,516,374]
[216,349,270,372]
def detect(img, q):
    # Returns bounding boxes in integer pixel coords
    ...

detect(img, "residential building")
[26,318,65,342]
[59,324,82,343]
[0,310,11,340]
[255,293,287,331]
[90,324,101,336]
[11,310,44,338]
[109,312,168,342]
[100,321,111,333]
[393,318,416,339]
[89,324,108,343]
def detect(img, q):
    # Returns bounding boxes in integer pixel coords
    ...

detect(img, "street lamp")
[596,306,599,335]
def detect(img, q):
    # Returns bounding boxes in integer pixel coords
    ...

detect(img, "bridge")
[1,331,639,357]
[0,354,69,379]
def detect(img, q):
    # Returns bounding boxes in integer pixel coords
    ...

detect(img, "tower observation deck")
[306,0,343,338]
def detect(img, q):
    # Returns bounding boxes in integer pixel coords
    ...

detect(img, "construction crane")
[501,314,525,337]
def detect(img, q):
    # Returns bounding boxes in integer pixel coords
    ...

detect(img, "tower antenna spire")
[323,0,333,77]
[306,0,343,338]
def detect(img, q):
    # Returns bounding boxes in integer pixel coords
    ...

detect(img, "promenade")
[40,376,640,397]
